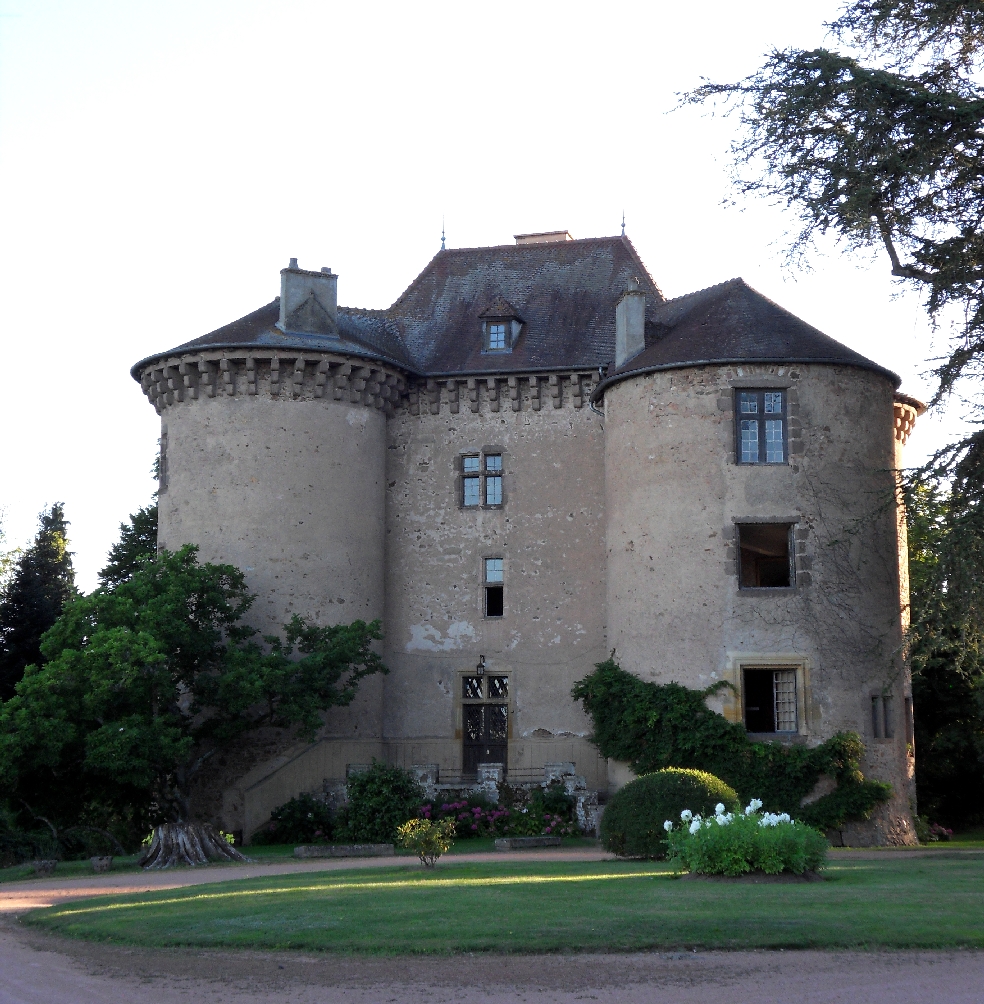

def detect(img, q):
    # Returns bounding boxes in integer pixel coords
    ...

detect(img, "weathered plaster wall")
[381,384,609,789]
[604,363,915,844]
[157,390,387,746]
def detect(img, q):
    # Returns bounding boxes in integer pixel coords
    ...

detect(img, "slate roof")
[131,236,663,379]
[131,240,899,390]
[595,277,900,397]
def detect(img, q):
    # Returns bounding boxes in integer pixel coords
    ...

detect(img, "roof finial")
[621,211,626,237]
[441,216,446,251]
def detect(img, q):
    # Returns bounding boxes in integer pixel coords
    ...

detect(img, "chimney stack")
[615,277,646,367]
[278,259,338,334]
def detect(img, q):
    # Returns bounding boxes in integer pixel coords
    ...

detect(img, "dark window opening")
[738,523,792,588]
[871,694,895,739]
[485,585,504,617]
[736,389,786,464]
[743,668,797,733]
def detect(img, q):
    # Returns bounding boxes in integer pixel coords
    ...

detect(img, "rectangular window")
[488,323,506,350]
[484,557,504,617]
[460,451,505,508]
[737,523,793,588]
[871,695,895,739]
[743,668,798,733]
[736,390,786,464]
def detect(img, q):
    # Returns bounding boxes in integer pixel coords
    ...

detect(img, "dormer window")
[480,296,523,354]
[488,323,507,351]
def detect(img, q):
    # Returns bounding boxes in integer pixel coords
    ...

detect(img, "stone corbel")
[529,375,541,411]
[178,359,198,400]
[467,378,479,413]
[486,377,500,413]
[570,373,582,409]
[549,374,562,408]
[270,355,280,396]
[220,357,235,396]
[508,376,521,412]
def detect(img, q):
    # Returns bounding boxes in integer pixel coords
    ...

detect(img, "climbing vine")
[572,660,890,830]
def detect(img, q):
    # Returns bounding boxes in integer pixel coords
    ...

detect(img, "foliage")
[914,813,954,842]
[250,793,334,845]
[682,1,984,405]
[99,504,158,588]
[904,470,984,825]
[573,660,890,829]
[336,761,424,843]
[0,545,386,828]
[396,817,455,867]
[0,511,20,596]
[664,799,828,876]
[0,504,76,700]
[419,782,580,839]
[601,768,739,859]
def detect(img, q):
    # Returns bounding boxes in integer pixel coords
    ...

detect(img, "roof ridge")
[658,277,744,306]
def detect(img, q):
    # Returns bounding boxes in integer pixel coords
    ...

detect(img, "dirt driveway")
[2,849,983,1004]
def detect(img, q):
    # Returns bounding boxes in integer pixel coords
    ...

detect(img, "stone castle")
[132,230,923,845]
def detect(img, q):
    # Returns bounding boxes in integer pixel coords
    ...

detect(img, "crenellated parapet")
[892,393,925,445]
[405,370,599,416]
[138,352,409,415]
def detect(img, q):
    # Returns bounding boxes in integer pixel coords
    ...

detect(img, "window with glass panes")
[736,390,786,464]
[484,557,504,617]
[487,323,507,351]
[461,452,504,508]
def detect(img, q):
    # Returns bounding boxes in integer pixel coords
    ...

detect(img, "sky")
[0,0,973,590]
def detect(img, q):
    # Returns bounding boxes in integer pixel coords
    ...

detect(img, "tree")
[0,504,76,700]
[99,503,158,587]
[0,545,387,867]
[905,445,984,825]
[683,3,984,402]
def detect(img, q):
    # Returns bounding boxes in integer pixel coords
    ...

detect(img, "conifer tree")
[98,504,158,587]
[0,504,76,700]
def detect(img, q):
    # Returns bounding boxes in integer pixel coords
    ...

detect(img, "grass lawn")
[24,854,984,952]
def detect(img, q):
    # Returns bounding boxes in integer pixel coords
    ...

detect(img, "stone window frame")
[481,318,522,354]
[728,377,803,463]
[720,652,812,739]
[730,516,802,595]
[457,448,507,510]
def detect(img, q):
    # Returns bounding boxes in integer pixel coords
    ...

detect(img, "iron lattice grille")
[773,670,797,731]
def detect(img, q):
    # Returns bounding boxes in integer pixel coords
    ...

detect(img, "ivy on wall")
[572,660,890,830]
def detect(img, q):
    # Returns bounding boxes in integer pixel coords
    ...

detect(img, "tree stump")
[139,823,249,869]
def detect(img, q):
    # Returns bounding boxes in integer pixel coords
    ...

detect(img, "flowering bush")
[914,814,954,842]
[664,798,828,876]
[250,793,334,845]
[397,818,456,867]
[417,779,582,835]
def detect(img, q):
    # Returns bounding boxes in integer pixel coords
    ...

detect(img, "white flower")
[715,803,725,815]
[745,798,763,815]
[680,809,693,822]
[778,813,791,824]
[715,813,731,826]
[689,819,701,835]
[664,820,674,832]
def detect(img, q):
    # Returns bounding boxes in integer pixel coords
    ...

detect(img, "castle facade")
[133,232,922,845]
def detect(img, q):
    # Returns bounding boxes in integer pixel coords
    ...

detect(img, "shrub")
[397,818,456,866]
[602,768,739,858]
[250,793,334,845]
[665,798,828,876]
[914,814,954,843]
[336,761,424,843]
[420,782,580,839]
[573,659,891,829]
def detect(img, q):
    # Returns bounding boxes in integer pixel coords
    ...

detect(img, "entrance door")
[462,675,508,776]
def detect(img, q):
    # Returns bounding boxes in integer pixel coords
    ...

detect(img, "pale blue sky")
[0,1,969,588]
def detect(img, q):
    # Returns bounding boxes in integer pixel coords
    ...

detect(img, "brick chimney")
[615,277,645,367]
[278,259,338,335]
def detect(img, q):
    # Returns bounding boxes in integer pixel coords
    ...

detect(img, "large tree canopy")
[0,504,76,700]
[0,545,386,830]
[684,1,983,401]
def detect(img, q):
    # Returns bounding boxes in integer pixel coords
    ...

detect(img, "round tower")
[598,278,920,845]
[132,261,409,754]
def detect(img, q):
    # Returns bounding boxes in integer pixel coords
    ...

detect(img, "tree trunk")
[139,822,249,869]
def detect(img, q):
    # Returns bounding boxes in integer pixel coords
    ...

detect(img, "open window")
[484,557,504,617]
[737,523,793,588]
[743,668,798,733]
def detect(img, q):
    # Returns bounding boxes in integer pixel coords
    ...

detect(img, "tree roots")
[139,823,249,869]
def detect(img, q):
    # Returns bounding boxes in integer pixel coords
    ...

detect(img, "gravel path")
[3,847,982,1003]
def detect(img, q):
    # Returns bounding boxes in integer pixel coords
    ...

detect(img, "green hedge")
[573,660,890,830]
[602,768,739,858]
[335,761,424,843]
